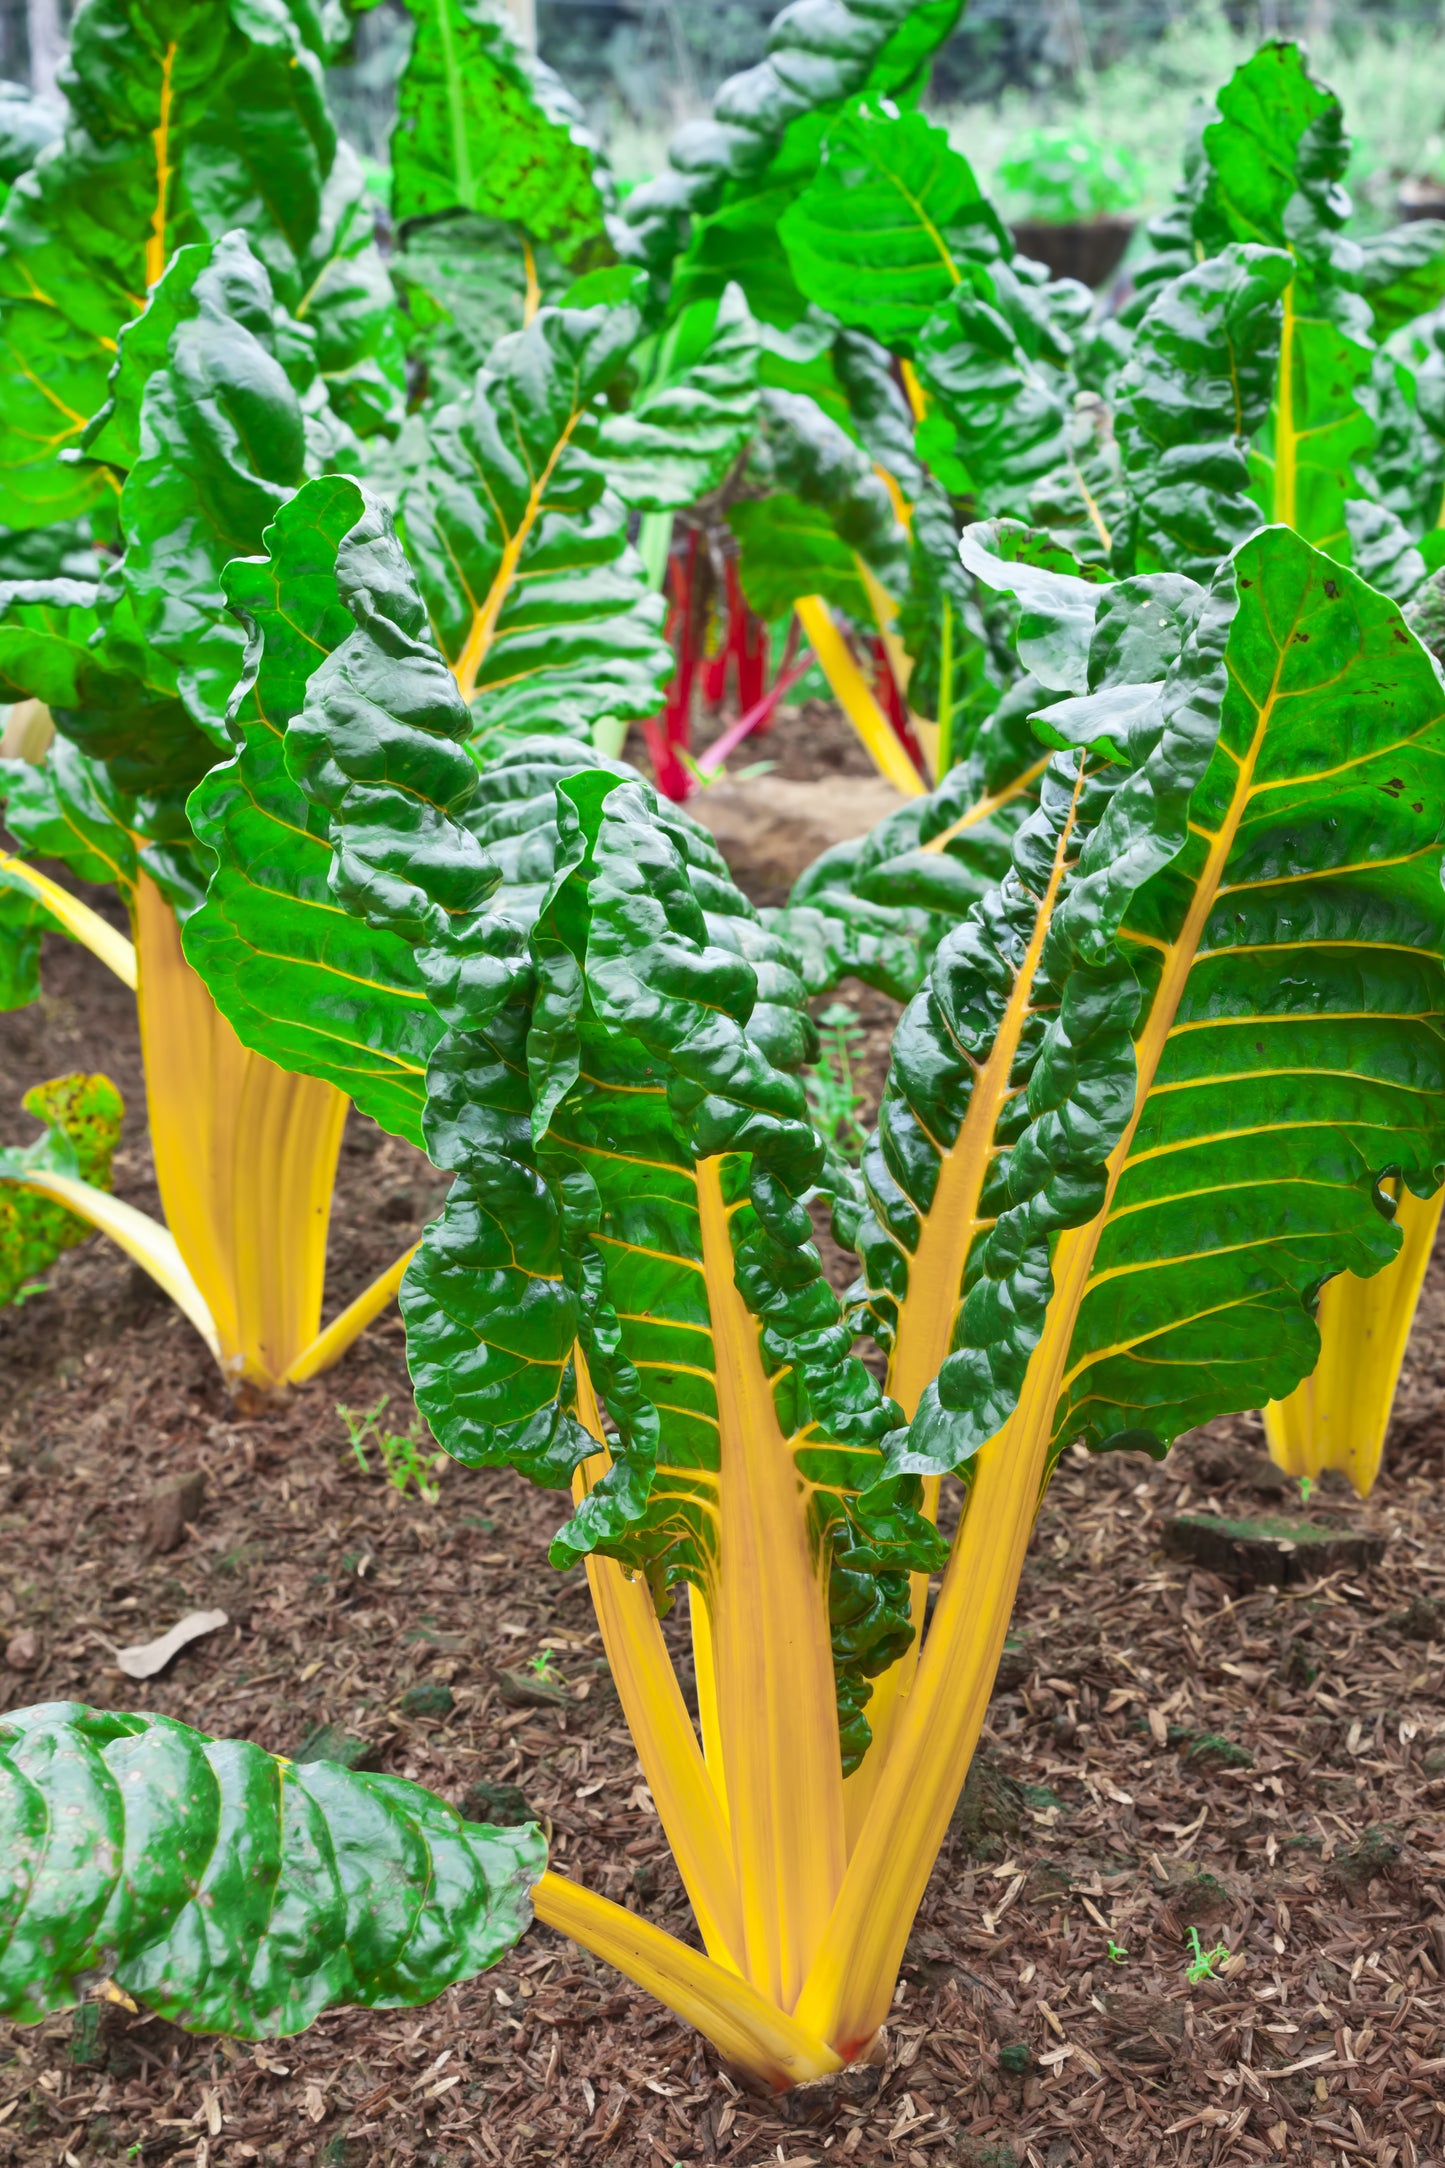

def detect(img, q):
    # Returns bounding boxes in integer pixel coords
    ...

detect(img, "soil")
[2,713,1444,2168]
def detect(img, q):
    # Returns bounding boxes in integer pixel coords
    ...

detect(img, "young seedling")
[1186,1928,1230,1984]
[1107,1941,1129,1965]
[338,1396,447,1506]
[805,1001,870,1162]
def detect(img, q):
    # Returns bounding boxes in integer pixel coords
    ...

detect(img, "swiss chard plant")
[6,465,1445,2075]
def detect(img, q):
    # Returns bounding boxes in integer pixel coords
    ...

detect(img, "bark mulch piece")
[2,885,1445,2168]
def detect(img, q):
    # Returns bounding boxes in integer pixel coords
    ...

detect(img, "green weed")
[806,1001,869,1161]
[338,1394,447,1505]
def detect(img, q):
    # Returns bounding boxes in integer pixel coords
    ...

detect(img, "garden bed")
[2,699,1444,2168]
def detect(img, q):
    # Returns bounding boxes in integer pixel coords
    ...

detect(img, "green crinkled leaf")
[727,387,909,621]
[1114,243,1291,579]
[1357,348,1444,538]
[0,579,100,709]
[0,84,60,194]
[100,232,319,747]
[184,475,443,1145]
[0,0,337,529]
[0,1702,543,2032]
[833,328,924,497]
[0,883,49,1011]
[895,481,1001,746]
[619,0,965,320]
[0,1073,123,1305]
[915,263,1078,518]
[395,302,671,751]
[1341,498,1427,603]
[391,0,612,264]
[294,143,407,442]
[880,524,1445,1483]
[1192,43,1376,559]
[779,99,1008,352]
[0,569,208,805]
[598,284,760,512]
[956,519,1108,694]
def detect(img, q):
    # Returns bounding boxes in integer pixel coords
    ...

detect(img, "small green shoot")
[1298,1474,1315,1506]
[528,1648,561,1683]
[1107,1939,1129,1964]
[338,1394,447,1505]
[1185,1927,1230,1983]
[805,1001,869,1161]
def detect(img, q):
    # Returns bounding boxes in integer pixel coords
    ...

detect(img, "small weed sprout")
[528,1648,561,1682]
[338,1394,447,1504]
[1185,1927,1230,1983]
[1298,1474,1315,1506]
[806,1001,869,1161]
[1107,1939,1129,1964]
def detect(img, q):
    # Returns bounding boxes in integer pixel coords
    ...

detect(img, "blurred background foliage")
[5,0,1445,232]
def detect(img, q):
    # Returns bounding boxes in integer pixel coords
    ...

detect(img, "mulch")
[1,700,1443,2168]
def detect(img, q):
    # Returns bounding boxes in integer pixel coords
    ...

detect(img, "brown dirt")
[2,862,1445,2168]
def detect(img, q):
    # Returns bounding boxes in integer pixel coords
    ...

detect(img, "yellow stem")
[532,1873,841,2089]
[571,1363,745,1972]
[0,853,137,989]
[696,1155,846,2011]
[1273,278,1298,531]
[450,412,584,701]
[522,238,541,325]
[688,1581,728,1819]
[900,359,928,424]
[802,662,1286,2044]
[145,43,177,290]
[1,1167,219,1360]
[794,597,924,799]
[840,764,1084,1850]
[795,1224,1093,2054]
[1264,1183,1443,1497]
[134,872,349,1390]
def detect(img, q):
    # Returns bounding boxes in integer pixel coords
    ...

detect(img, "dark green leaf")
[620,0,965,321]
[0,1702,543,2032]
[1114,242,1291,578]
[0,0,337,528]
[885,524,1445,1480]
[390,213,570,409]
[1354,220,1445,342]
[727,389,908,621]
